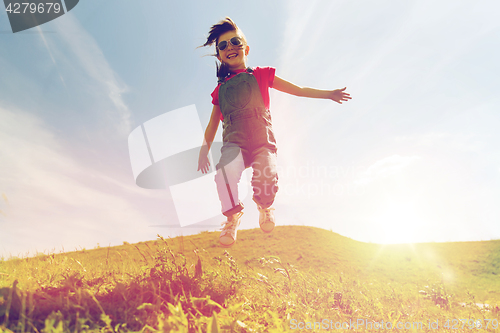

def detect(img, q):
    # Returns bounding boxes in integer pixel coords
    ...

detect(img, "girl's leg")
[215,143,246,216]
[250,147,278,209]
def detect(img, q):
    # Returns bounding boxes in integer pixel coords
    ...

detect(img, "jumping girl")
[198,17,351,247]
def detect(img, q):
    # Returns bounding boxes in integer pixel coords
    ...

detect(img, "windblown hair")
[201,17,247,82]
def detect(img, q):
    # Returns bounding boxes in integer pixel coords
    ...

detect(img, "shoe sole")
[219,240,236,247]
[219,232,237,247]
[260,222,275,233]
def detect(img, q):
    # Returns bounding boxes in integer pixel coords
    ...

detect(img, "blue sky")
[1,0,499,258]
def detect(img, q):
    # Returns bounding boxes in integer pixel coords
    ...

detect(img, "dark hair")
[202,17,244,55]
[201,17,246,82]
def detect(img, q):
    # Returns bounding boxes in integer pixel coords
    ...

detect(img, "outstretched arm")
[198,105,221,174]
[273,75,352,104]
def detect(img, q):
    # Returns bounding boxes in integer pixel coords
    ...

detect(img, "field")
[0,226,499,332]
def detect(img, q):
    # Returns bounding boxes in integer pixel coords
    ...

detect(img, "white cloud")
[0,106,163,258]
[51,14,132,136]
[396,131,486,154]
[355,155,421,185]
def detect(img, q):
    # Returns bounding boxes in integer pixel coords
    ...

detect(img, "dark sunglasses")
[217,37,243,51]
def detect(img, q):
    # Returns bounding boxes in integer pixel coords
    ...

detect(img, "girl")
[198,17,351,247]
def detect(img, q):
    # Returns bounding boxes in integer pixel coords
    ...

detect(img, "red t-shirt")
[211,66,275,120]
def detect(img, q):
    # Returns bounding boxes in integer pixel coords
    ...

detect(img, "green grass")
[0,226,499,332]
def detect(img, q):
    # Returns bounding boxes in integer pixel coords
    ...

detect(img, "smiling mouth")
[227,53,238,59]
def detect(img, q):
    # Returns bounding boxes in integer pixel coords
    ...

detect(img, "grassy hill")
[0,226,499,332]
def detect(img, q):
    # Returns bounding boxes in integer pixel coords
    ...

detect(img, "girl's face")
[216,30,249,71]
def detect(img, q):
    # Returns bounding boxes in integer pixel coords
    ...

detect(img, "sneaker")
[258,206,275,233]
[219,212,243,247]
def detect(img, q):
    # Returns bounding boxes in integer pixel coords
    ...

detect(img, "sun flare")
[374,199,429,244]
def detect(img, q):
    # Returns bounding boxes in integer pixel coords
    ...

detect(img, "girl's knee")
[253,182,278,208]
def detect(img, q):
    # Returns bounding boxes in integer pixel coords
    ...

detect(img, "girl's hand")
[329,87,352,104]
[198,146,211,174]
